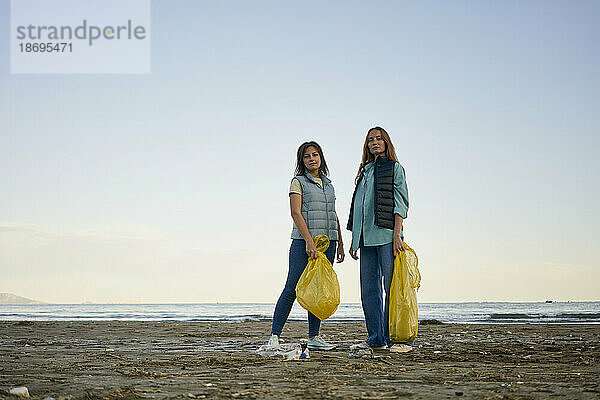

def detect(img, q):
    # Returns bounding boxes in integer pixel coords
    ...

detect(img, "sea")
[1,302,599,324]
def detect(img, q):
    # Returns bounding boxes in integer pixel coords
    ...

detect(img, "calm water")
[1,302,599,323]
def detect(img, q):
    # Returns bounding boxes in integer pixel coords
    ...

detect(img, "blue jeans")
[271,239,337,338]
[360,242,395,347]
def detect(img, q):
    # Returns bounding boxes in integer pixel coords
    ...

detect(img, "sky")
[1,0,599,304]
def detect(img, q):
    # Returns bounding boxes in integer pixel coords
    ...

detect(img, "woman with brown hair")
[267,141,345,351]
[347,127,410,351]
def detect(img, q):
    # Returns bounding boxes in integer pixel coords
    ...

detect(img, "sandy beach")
[1,321,598,399]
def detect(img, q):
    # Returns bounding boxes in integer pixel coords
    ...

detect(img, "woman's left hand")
[393,234,405,256]
[336,243,345,263]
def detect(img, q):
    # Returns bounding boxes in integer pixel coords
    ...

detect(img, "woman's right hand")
[349,247,359,260]
[306,239,318,260]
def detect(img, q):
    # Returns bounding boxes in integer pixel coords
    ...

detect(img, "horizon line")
[4,300,600,305]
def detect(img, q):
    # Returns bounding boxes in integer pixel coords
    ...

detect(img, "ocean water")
[1,302,599,323]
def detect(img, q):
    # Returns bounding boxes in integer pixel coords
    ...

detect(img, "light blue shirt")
[351,161,409,251]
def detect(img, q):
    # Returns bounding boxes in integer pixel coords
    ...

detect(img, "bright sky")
[1,1,599,304]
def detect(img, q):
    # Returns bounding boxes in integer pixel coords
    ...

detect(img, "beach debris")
[348,343,374,359]
[9,387,30,398]
[283,346,302,360]
[455,391,464,396]
[300,348,310,359]
[255,342,303,360]
[374,355,394,365]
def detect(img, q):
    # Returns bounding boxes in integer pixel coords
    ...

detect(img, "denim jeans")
[271,239,337,338]
[360,242,395,347]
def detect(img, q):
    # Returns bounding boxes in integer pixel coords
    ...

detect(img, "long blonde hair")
[354,126,398,184]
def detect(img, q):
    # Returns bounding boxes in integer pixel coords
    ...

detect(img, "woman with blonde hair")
[347,126,410,351]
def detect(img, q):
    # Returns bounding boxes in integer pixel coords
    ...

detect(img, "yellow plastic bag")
[295,235,340,321]
[389,242,421,343]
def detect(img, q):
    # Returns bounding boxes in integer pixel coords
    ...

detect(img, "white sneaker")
[356,341,387,351]
[390,343,413,353]
[267,334,279,347]
[307,335,336,351]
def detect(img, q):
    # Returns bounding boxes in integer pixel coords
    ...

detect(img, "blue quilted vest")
[290,174,338,241]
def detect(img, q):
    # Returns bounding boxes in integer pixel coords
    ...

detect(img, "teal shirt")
[351,161,409,251]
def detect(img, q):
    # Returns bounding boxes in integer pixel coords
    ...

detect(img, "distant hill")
[0,293,45,304]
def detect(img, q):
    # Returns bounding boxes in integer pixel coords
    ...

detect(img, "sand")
[1,321,599,399]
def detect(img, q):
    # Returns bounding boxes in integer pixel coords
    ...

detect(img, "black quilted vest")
[347,156,396,231]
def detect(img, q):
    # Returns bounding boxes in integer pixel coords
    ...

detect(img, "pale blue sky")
[1,0,599,303]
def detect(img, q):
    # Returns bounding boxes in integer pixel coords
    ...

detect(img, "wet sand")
[1,321,599,399]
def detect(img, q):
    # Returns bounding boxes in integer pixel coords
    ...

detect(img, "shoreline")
[1,321,599,399]
[3,302,598,325]
[2,318,600,324]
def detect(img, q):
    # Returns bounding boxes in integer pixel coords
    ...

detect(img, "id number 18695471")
[19,42,72,52]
